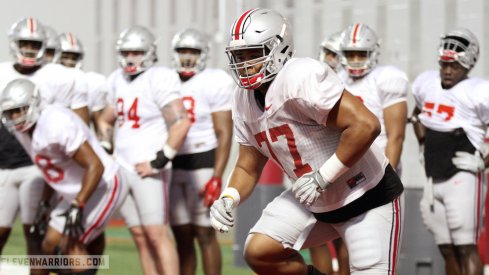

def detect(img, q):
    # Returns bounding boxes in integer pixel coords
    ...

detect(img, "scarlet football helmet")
[226,8,294,89]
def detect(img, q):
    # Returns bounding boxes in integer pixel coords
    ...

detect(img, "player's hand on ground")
[135,161,159,177]
[30,200,50,236]
[452,151,485,173]
[59,200,84,238]
[199,176,222,208]
[210,197,235,233]
[292,170,328,206]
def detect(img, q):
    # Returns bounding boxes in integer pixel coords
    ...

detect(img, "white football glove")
[452,151,485,173]
[210,197,235,233]
[292,170,330,206]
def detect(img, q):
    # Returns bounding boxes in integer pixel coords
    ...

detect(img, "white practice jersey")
[0,62,88,109]
[340,66,408,151]
[15,106,118,200]
[107,66,181,172]
[85,71,108,113]
[233,58,389,213]
[412,70,489,150]
[178,68,234,155]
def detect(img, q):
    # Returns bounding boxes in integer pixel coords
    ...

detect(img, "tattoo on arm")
[162,99,188,128]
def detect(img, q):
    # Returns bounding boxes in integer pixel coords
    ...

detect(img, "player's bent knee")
[455,244,478,258]
[348,233,382,270]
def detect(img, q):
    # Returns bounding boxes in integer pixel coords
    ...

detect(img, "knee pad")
[348,231,382,270]
[445,199,463,230]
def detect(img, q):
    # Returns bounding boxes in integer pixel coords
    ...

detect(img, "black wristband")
[150,150,170,169]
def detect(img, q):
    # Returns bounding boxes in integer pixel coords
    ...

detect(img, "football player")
[339,23,408,173]
[411,28,489,275]
[169,28,234,275]
[319,31,343,74]
[210,8,404,275]
[43,25,60,64]
[57,32,108,133]
[0,17,88,275]
[98,25,190,275]
[0,78,128,275]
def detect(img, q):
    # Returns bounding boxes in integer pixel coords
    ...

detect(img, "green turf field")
[2,220,254,275]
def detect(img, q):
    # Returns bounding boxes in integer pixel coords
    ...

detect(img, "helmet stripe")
[233,9,255,40]
[352,23,360,44]
[69,33,76,47]
[29,17,35,33]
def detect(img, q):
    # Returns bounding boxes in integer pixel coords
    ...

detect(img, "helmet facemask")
[227,36,282,90]
[118,49,155,75]
[342,50,377,78]
[59,52,83,68]
[0,81,41,133]
[13,39,45,67]
[439,36,475,70]
[174,48,205,78]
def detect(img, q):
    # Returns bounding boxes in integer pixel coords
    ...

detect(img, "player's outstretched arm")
[384,101,407,168]
[327,89,381,167]
[210,145,268,232]
[72,141,105,205]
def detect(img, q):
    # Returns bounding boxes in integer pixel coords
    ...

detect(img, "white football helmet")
[44,25,60,63]
[438,28,479,70]
[8,17,47,67]
[116,26,157,75]
[226,8,294,89]
[58,32,84,68]
[171,28,209,78]
[319,31,343,71]
[0,78,41,132]
[340,23,380,77]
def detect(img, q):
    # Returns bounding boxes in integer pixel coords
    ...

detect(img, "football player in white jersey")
[0,79,128,275]
[339,23,408,173]
[210,8,404,275]
[98,25,190,275]
[43,25,60,64]
[170,28,234,275]
[0,17,89,274]
[57,32,108,132]
[411,28,489,275]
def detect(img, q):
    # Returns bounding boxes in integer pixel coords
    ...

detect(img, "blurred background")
[1,0,489,274]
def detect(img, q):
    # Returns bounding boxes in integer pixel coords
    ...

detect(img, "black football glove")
[59,200,84,238]
[30,200,50,236]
